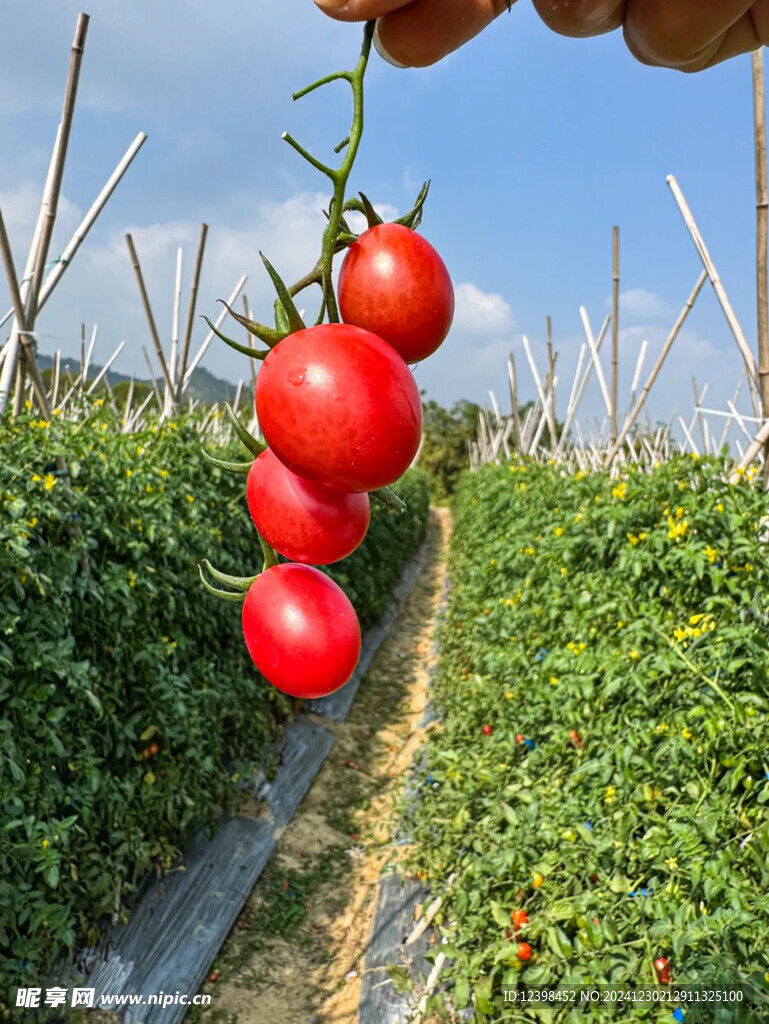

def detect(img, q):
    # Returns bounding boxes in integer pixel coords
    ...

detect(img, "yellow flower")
[560,567,567,577]
[716,502,724,512]
[654,723,669,735]
[629,650,640,660]
[126,469,133,478]
[504,691,513,700]
[128,569,137,589]
[32,474,41,483]
[612,481,627,500]
[681,728,693,740]
[41,838,49,849]
[43,475,56,491]
[628,533,639,547]
[617,621,624,629]
[489,559,497,567]
[554,527,564,537]
[704,545,717,563]
[159,469,169,477]
[95,397,104,407]
[549,676,558,686]
[666,857,678,871]
[145,485,153,493]
[605,785,617,804]
[574,512,583,523]
[186,495,194,503]
[28,517,38,528]
[689,614,704,626]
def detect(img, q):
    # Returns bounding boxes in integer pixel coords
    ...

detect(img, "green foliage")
[0,402,428,998]
[401,456,769,1022]
[420,399,481,503]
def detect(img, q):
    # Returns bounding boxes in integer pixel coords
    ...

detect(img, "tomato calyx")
[198,559,259,603]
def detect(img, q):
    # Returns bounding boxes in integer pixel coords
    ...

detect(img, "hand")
[314,0,769,72]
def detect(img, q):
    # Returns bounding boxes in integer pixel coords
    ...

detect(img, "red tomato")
[654,957,668,973]
[482,724,493,736]
[515,734,525,744]
[242,565,361,698]
[338,223,454,363]
[569,729,579,741]
[511,909,528,931]
[208,971,219,984]
[255,324,421,493]
[246,449,370,565]
[658,968,671,985]
[148,742,159,756]
[516,942,532,962]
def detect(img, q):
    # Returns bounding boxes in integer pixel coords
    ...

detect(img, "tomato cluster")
[242,224,453,699]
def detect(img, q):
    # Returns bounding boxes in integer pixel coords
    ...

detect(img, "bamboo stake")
[86,341,125,395]
[719,371,744,449]
[667,174,759,402]
[122,376,135,432]
[35,133,147,318]
[753,50,769,481]
[580,306,612,416]
[141,346,163,410]
[82,324,97,386]
[606,270,707,467]
[170,246,183,388]
[176,223,208,401]
[50,350,61,409]
[182,274,247,388]
[0,207,53,416]
[733,417,769,476]
[611,226,619,445]
[243,294,258,399]
[126,233,177,408]
[508,351,522,450]
[692,378,707,451]
[557,318,610,456]
[547,316,556,454]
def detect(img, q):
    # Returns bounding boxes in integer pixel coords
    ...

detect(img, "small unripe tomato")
[511,909,528,931]
[517,942,532,962]
[482,724,493,736]
[141,748,151,759]
[532,873,544,888]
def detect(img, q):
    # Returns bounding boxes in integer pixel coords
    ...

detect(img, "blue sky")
[0,2,763,436]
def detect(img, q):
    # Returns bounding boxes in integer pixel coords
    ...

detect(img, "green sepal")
[202,316,270,359]
[199,558,258,592]
[274,297,291,335]
[260,253,306,335]
[217,301,285,348]
[395,181,431,231]
[198,562,249,602]
[201,449,253,474]
[371,486,406,513]
[358,191,383,230]
[259,533,279,571]
[224,403,267,459]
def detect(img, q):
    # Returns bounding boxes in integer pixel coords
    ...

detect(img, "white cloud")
[452,282,515,335]
[615,288,672,322]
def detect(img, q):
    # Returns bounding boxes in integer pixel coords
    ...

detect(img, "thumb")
[373,0,512,68]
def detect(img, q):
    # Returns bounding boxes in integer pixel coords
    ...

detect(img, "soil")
[189,507,450,1024]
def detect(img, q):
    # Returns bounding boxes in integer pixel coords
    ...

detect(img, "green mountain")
[35,352,254,407]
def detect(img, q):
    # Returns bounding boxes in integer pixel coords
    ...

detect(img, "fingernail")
[373,20,407,69]
[314,0,349,8]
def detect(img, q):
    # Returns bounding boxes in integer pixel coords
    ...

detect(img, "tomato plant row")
[398,457,769,1022]
[0,402,428,1000]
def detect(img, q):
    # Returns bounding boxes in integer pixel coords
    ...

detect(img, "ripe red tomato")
[482,724,493,736]
[511,909,528,931]
[208,971,219,984]
[242,564,361,698]
[255,324,422,493]
[654,957,668,973]
[516,942,532,962]
[246,448,370,565]
[338,223,454,363]
[148,742,159,756]
[515,733,525,744]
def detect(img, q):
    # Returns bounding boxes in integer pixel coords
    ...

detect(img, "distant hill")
[36,352,254,407]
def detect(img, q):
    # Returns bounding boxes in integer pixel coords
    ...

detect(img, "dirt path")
[191,507,450,1024]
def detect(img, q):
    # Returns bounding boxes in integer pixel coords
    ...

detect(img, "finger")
[531,0,624,38]
[623,0,764,68]
[374,0,512,68]
[314,0,415,21]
